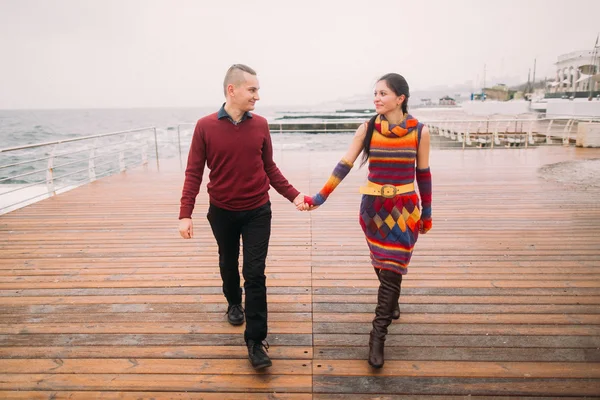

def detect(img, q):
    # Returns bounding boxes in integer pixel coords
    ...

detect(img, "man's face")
[231,72,260,112]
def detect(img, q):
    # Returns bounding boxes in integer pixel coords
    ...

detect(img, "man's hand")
[293,193,304,206]
[295,194,319,211]
[179,218,194,239]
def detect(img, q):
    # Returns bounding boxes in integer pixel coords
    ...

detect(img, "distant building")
[549,50,600,93]
[482,84,516,101]
[439,96,456,105]
[420,98,433,106]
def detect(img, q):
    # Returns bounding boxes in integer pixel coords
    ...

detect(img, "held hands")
[293,193,319,212]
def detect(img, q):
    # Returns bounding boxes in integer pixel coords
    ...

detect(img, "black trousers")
[207,201,272,343]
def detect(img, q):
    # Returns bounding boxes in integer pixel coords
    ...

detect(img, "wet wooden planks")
[1,146,599,397]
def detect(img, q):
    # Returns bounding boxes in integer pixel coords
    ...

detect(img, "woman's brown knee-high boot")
[369,269,402,368]
[374,268,401,320]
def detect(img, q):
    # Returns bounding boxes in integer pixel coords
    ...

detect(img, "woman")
[301,73,432,368]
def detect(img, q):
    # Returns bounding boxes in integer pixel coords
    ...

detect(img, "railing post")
[177,125,182,170]
[563,119,574,146]
[153,128,160,171]
[470,121,480,147]
[119,134,127,172]
[526,120,534,148]
[491,121,497,148]
[141,142,148,165]
[89,138,97,182]
[46,144,56,196]
[546,120,554,144]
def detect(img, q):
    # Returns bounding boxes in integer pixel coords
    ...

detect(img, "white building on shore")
[550,49,599,93]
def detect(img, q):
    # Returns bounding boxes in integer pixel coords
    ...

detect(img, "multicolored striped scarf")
[375,114,419,138]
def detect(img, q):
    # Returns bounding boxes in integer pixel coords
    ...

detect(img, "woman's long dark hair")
[361,73,410,166]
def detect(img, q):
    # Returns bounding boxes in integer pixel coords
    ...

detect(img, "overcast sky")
[0,0,598,109]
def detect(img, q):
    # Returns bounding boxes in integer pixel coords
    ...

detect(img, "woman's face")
[373,80,405,115]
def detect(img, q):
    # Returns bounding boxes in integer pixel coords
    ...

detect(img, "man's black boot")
[226,304,244,326]
[247,340,272,369]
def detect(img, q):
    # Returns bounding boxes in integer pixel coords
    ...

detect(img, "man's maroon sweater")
[179,112,299,219]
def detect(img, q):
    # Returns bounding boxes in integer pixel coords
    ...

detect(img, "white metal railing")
[411,117,599,149]
[424,118,536,149]
[0,127,159,214]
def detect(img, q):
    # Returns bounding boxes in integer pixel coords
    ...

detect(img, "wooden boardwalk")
[1,146,599,399]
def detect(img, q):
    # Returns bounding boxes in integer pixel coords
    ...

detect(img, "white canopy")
[576,74,592,83]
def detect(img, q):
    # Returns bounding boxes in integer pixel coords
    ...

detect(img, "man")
[178,64,305,370]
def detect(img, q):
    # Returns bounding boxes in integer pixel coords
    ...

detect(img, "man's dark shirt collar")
[218,103,253,125]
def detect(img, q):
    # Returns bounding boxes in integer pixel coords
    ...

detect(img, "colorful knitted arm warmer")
[304,158,354,206]
[416,167,432,232]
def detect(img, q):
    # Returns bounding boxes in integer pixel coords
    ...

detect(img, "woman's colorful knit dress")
[306,114,431,276]
[359,115,425,275]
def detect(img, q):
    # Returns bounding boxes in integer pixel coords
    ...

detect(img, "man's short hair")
[223,64,257,96]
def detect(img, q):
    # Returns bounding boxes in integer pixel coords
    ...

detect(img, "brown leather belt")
[359,181,415,198]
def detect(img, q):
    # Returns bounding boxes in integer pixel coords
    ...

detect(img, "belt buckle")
[380,184,397,198]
